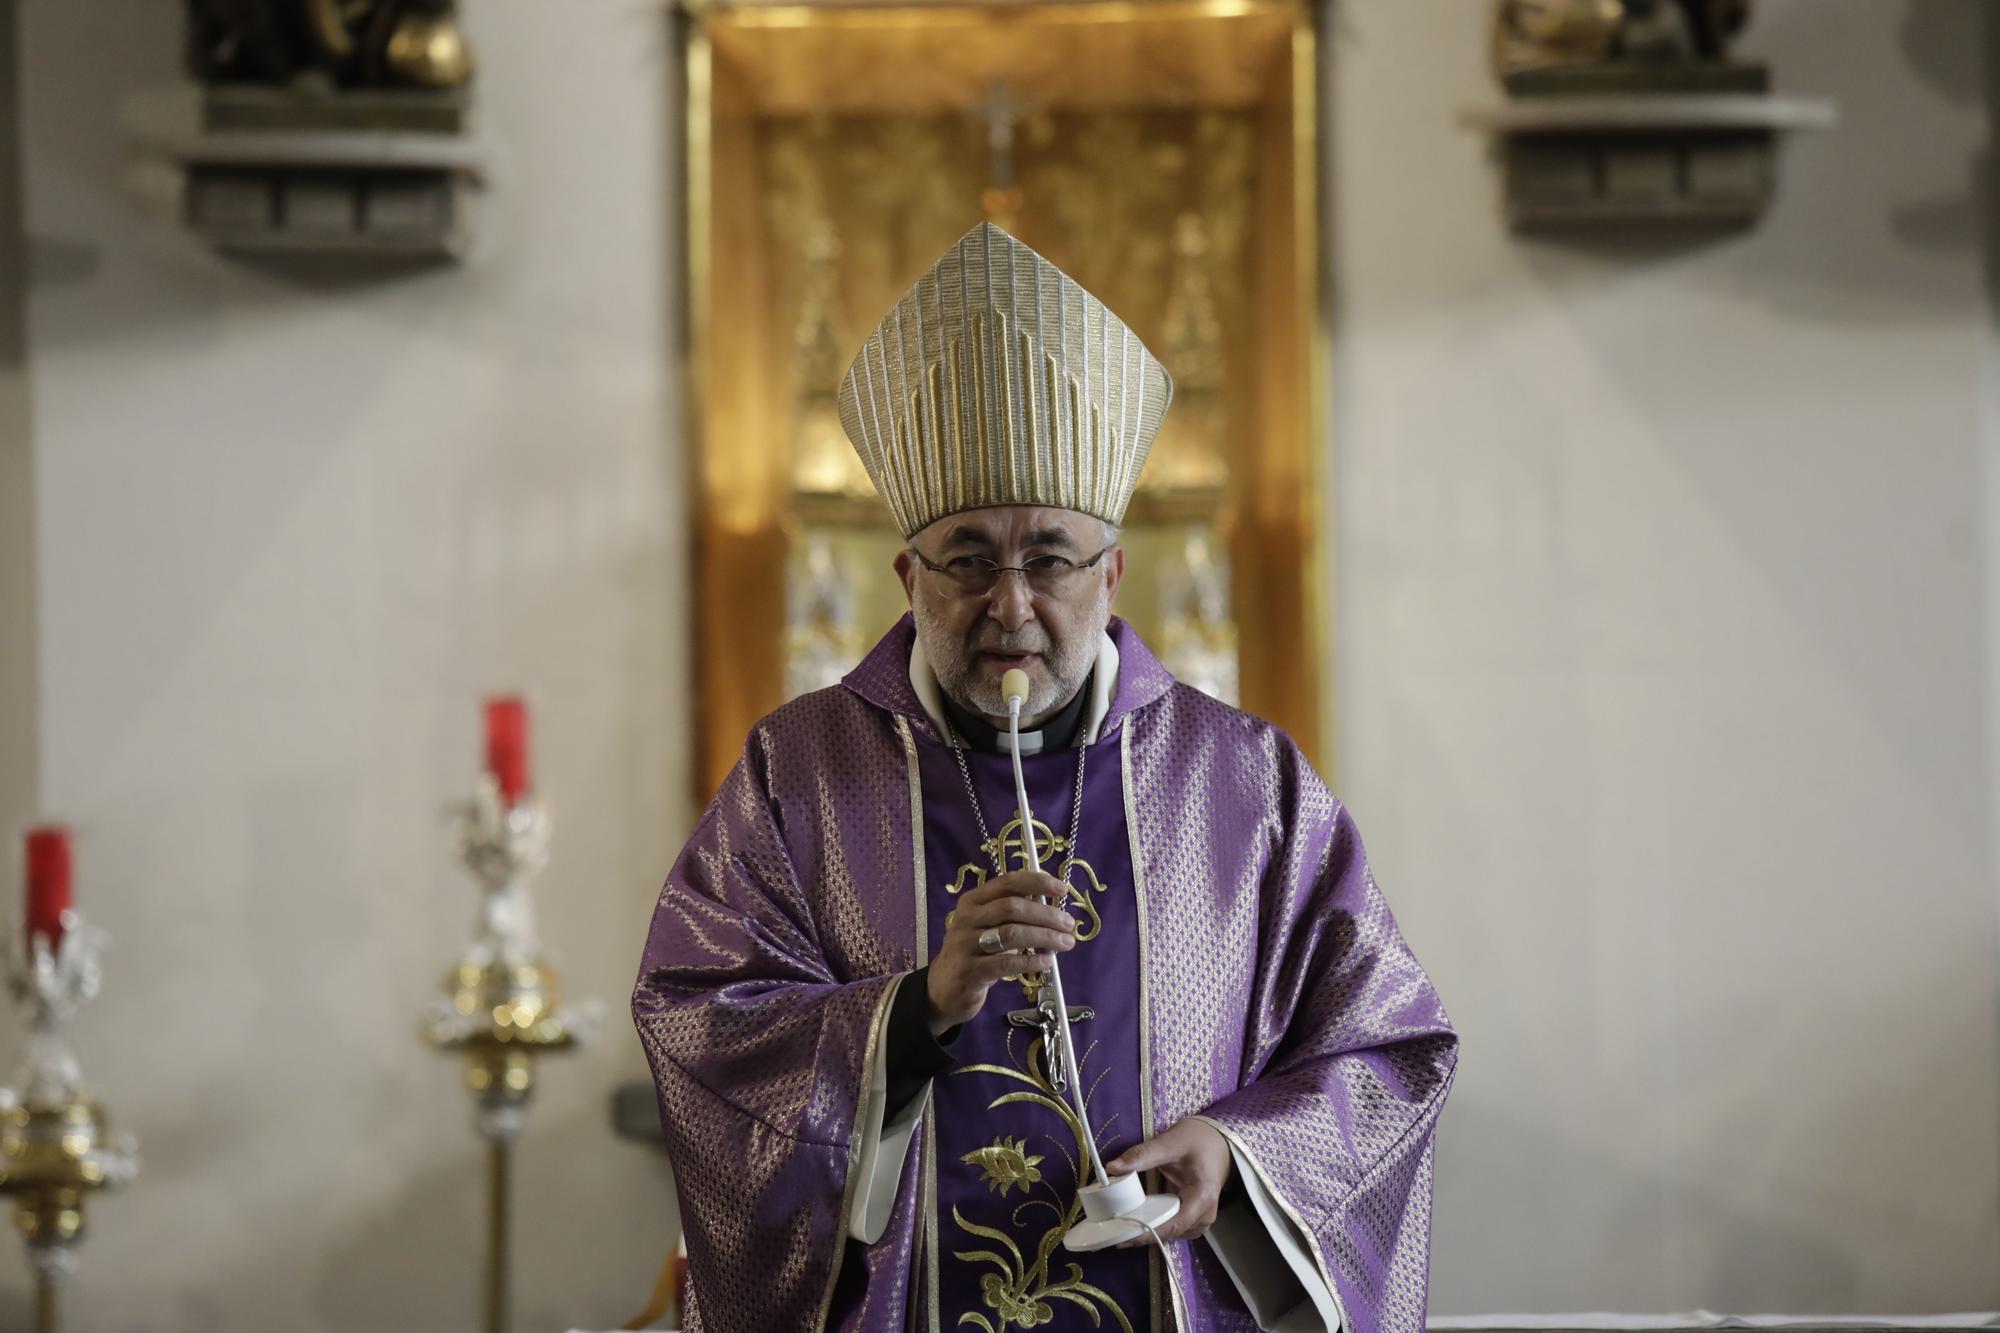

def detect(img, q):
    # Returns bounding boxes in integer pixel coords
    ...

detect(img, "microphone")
[1001,668,1032,714]
[996,666,1180,1255]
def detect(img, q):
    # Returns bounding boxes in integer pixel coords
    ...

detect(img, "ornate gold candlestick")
[0,916,138,1333]
[423,775,598,1333]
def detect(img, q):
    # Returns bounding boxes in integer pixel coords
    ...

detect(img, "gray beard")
[917,591,1108,722]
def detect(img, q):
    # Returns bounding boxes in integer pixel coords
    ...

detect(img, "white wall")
[1,0,36,871]
[9,1,687,1328]
[1327,0,1999,1314]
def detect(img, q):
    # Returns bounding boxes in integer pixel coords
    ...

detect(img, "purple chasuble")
[633,615,1458,1333]
[917,733,1153,1331]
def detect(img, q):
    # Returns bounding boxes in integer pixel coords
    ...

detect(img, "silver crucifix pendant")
[1007,996,1094,1094]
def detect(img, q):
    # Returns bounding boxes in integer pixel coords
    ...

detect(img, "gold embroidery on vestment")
[942,842,1131,1331]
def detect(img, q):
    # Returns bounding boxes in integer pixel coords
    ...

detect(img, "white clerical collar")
[909,632,1120,751]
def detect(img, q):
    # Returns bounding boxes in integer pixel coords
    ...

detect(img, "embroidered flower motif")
[980,1272,1054,1326]
[962,1137,1045,1196]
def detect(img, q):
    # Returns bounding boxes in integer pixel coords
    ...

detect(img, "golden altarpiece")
[682,0,1328,796]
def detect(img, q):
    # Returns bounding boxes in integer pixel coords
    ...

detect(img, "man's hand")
[1105,1118,1233,1246]
[926,871,1077,1035]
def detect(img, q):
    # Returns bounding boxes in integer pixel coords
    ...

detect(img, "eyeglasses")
[911,544,1114,597]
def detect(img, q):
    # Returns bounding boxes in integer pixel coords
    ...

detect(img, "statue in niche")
[1157,529,1238,706]
[789,219,875,506]
[1493,0,1758,92]
[1613,0,1750,61]
[187,0,473,92]
[784,533,863,701]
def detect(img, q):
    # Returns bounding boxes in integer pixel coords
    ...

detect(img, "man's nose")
[985,570,1036,630]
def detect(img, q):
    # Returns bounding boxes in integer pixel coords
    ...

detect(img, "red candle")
[24,825,72,956]
[484,696,531,805]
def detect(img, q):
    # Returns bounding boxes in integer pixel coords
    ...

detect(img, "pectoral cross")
[1008,994,1094,1094]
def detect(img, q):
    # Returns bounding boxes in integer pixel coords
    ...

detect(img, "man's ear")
[893,547,918,607]
[1103,545,1126,612]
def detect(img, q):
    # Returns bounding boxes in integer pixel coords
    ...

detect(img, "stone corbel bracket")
[120,85,496,262]
[1460,93,1836,231]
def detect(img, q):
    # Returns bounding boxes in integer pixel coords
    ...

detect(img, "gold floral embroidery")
[942,812,1133,1329]
[948,1027,1132,1329]
[952,1203,1133,1333]
[964,1137,1045,1196]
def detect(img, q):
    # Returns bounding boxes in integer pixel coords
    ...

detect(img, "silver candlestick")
[0,915,139,1333]
[422,774,599,1333]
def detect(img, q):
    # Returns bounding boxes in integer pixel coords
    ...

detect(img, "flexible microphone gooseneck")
[1000,669,1106,1183]
[998,669,1183,1277]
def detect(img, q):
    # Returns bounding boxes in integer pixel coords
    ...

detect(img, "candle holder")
[0,915,139,1333]
[423,774,599,1333]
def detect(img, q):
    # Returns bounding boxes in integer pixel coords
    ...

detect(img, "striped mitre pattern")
[837,222,1173,538]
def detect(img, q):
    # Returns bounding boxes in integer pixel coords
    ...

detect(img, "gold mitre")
[837,222,1173,538]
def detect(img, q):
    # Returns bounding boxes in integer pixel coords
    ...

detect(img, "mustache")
[971,632,1052,654]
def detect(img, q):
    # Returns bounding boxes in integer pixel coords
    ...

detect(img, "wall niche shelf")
[122,86,493,262]
[1461,91,1836,231]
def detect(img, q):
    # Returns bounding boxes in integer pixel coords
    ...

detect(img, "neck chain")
[946,726,1090,885]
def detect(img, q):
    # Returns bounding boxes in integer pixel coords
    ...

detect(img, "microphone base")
[1062,1192,1180,1253]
